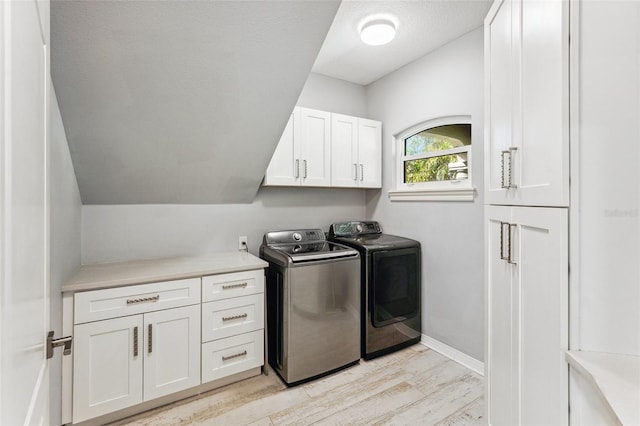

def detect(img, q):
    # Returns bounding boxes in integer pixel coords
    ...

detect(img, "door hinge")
[46,331,72,359]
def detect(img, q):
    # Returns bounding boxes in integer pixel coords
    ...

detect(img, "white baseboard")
[420,334,484,376]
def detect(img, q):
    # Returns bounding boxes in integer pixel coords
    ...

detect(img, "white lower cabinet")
[202,330,265,383]
[73,315,143,423]
[72,305,200,424]
[67,269,265,424]
[486,205,568,426]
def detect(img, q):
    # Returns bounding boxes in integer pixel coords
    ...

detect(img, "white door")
[515,0,569,207]
[0,1,50,425]
[331,113,358,187]
[485,0,515,205]
[264,109,301,186]
[143,305,201,401]
[358,118,382,188]
[73,316,144,423]
[298,107,331,187]
[512,206,568,425]
[486,205,516,426]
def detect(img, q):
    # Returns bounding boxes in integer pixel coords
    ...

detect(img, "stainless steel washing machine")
[260,229,361,385]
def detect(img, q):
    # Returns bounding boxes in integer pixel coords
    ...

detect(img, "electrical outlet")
[238,236,248,251]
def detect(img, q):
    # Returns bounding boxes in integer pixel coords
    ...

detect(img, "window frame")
[390,115,475,202]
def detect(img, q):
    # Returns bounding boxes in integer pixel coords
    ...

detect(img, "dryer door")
[370,247,420,327]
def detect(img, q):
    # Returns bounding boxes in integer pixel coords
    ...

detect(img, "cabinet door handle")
[303,160,308,178]
[295,159,300,178]
[499,222,508,261]
[133,326,139,357]
[500,148,518,189]
[360,164,364,181]
[222,313,248,322]
[148,324,153,354]
[222,350,247,361]
[222,282,248,290]
[507,223,517,264]
[353,163,358,181]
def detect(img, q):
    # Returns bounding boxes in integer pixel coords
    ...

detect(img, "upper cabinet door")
[331,113,359,187]
[298,107,331,187]
[264,108,301,186]
[485,0,569,207]
[358,118,382,188]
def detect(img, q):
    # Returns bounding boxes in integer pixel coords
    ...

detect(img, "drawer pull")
[126,295,160,305]
[222,313,248,322]
[222,282,248,290]
[222,350,247,361]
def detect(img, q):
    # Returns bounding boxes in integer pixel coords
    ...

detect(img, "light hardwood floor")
[111,345,484,426]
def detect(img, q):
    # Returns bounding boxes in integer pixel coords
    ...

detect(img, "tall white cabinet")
[485,0,569,207]
[485,0,569,425]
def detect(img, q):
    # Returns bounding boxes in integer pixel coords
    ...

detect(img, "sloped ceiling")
[51,0,340,204]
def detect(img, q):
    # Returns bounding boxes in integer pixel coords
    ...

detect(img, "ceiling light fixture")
[360,18,396,46]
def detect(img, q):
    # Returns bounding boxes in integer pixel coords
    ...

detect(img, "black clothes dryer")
[329,221,421,360]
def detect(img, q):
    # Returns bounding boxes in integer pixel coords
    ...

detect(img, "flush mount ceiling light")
[360,18,396,46]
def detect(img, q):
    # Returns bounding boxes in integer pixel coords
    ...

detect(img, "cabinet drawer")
[202,269,264,302]
[202,330,264,383]
[74,278,201,324]
[202,294,264,342]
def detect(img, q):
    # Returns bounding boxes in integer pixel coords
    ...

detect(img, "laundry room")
[2,1,638,425]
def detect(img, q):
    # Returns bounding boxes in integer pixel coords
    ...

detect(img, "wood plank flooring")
[111,345,484,426]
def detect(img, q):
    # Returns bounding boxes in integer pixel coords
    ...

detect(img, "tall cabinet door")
[485,0,515,206]
[486,205,517,426]
[143,305,201,401]
[485,0,569,207]
[73,316,143,423]
[331,113,358,187]
[358,118,382,188]
[298,107,331,187]
[486,205,568,426]
[264,109,301,186]
[512,206,568,425]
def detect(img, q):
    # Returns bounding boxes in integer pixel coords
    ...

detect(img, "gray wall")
[81,74,370,264]
[49,86,82,425]
[365,28,485,361]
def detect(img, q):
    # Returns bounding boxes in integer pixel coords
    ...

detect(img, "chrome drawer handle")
[222,313,248,322]
[222,282,248,290]
[222,350,247,361]
[126,295,160,305]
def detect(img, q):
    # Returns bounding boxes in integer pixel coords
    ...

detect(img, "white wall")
[49,86,82,425]
[297,72,368,117]
[365,28,485,361]
[574,1,639,356]
[82,187,366,263]
[81,74,369,264]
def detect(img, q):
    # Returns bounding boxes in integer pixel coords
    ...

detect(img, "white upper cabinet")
[265,107,381,189]
[264,107,331,187]
[485,0,569,207]
[264,109,300,186]
[331,114,382,188]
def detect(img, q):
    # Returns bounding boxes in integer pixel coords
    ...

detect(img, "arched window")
[391,116,475,201]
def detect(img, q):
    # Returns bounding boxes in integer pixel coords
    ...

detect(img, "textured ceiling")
[313,0,493,85]
[51,0,340,204]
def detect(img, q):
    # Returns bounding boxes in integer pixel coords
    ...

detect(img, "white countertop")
[566,350,640,425]
[62,251,268,293]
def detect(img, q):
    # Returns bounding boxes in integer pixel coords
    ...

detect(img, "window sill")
[388,187,476,202]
